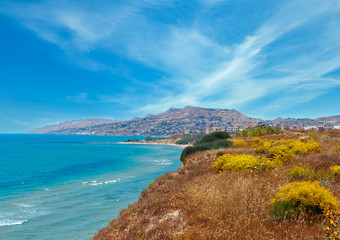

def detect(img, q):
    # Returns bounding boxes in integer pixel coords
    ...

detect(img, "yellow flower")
[331,165,340,176]
[325,227,330,231]
[271,181,340,216]
[211,154,280,172]
[334,231,338,235]
[330,219,334,225]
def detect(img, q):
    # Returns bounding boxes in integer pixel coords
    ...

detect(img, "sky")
[0,0,340,133]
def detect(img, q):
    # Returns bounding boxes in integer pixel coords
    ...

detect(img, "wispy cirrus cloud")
[1,0,340,119]
[65,93,92,103]
[140,0,340,115]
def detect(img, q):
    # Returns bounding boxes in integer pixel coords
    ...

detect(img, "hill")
[28,106,261,135]
[92,130,340,239]
[28,106,340,136]
[27,118,117,134]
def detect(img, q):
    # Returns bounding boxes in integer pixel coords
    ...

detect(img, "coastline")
[116,141,190,148]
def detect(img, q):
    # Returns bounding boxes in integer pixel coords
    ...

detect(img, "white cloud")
[66,93,92,103]
[1,0,340,117]
[139,0,340,114]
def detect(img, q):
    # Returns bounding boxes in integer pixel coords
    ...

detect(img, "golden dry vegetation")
[92,130,340,240]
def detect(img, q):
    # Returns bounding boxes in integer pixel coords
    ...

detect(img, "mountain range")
[28,106,340,136]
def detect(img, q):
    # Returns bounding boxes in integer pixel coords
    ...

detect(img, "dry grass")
[92,130,340,240]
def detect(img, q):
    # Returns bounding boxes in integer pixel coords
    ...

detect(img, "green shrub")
[180,146,195,162]
[180,140,233,163]
[288,166,315,180]
[198,131,231,144]
[216,151,224,157]
[288,166,333,181]
[176,134,206,145]
[211,139,233,149]
[180,132,233,163]
[237,126,281,137]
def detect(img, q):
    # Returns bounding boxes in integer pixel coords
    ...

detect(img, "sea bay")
[0,134,182,240]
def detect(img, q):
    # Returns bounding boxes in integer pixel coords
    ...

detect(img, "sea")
[0,134,182,240]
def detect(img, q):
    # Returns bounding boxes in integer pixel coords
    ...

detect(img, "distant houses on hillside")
[182,120,340,137]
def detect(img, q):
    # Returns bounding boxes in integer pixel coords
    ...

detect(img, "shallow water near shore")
[0,134,182,240]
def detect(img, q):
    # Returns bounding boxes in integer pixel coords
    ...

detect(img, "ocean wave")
[82,178,121,186]
[0,219,27,227]
[153,159,173,165]
[17,203,34,208]
[0,203,48,228]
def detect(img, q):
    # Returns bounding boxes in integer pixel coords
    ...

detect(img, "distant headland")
[27,106,340,136]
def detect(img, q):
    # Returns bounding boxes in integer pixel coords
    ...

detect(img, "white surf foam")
[153,159,173,165]
[82,178,121,186]
[0,219,27,227]
[17,203,34,208]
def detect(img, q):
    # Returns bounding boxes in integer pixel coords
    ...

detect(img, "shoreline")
[116,141,190,148]
[85,141,190,148]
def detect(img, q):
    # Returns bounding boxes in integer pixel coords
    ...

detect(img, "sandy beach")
[116,141,190,148]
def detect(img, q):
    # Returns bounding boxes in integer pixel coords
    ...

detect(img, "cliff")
[92,131,340,239]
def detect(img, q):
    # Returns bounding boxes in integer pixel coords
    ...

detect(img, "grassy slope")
[92,131,340,240]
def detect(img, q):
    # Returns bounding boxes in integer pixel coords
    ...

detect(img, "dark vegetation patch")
[180,132,232,163]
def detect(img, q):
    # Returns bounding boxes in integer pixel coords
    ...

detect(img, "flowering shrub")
[255,146,266,154]
[285,139,309,154]
[306,140,321,153]
[324,211,340,240]
[331,166,340,176]
[211,154,280,172]
[334,145,340,154]
[270,181,339,219]
[263,141,273,150]
[255,139,321,154]
[269,145,295,163]
[251,143,259,148]
[288,166,315,180]
[252,137,264,144]
[233,140,247,148]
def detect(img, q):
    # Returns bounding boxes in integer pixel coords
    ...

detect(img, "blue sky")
[1,0,340,133]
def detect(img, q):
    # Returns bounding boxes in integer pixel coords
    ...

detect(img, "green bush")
[180,140,233,163]
[180,146,195,162]
[237,126,281,137]
[288,166,333,181]
[288,166,315,180]
[211,139,233,148]
[176,134,206,145]
[180,131,233,163]
[198,131,231,144]
[216,151,224,157]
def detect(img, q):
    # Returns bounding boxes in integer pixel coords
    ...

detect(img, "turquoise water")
[0,134,182,240]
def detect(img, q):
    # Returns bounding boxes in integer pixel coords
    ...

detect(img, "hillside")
[27,118,117,134]
[27,106,262,135]
[316,115,340,125]
[92,130,340,240]
[28,106,340,136]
